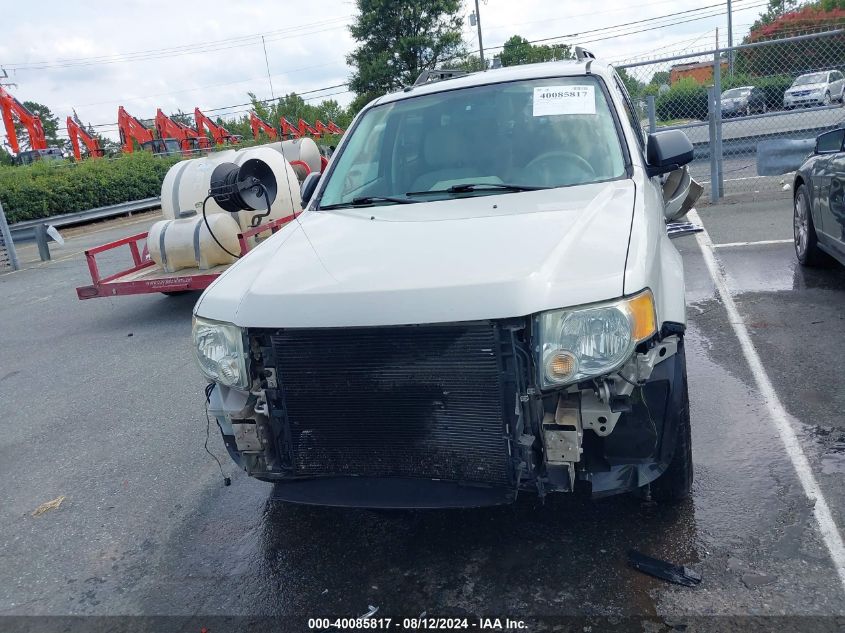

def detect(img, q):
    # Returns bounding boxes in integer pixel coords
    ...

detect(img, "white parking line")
[688,209,845,591]
[713,239,793,248]
[698,175,773,185]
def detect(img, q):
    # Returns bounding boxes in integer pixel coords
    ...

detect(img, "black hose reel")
[209,159,278,220]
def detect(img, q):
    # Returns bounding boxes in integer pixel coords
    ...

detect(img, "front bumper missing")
[208,329,686,507]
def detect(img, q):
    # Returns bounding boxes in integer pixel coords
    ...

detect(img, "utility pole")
[261,36,275,101]
[727,0,734,76]
[472,0,486,70]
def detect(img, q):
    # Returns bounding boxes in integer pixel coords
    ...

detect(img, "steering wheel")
[525,150,596,184]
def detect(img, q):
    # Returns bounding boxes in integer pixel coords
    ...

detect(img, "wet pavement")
[1,199,845,630]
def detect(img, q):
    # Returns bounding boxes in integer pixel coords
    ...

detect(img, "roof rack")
[574,46,596,62]
[413,69,470,87]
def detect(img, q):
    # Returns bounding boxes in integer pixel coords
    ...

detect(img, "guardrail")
[0,201,20,272]
[9,197,162,241]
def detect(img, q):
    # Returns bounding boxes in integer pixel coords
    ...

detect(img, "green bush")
[0,152,180,224]
[656,77,709,122]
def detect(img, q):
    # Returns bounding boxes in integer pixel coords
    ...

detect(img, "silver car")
[784,70,845,108]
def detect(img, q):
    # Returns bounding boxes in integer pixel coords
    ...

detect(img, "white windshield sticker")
[533,85,596,116]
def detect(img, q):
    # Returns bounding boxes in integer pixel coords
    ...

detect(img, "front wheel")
[824,91,832,106]
[651,346,693,503]
[794,184,828,267]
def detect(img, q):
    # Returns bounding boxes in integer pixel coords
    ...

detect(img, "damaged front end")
[202,296,686,507]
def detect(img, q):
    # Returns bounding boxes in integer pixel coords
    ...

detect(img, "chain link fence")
[617,29,845,203]
[0,201,20,272]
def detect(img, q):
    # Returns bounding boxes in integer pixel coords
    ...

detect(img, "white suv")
[784,70,845,108]
[194,54,699,508]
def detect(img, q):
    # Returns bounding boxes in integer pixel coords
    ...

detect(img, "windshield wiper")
[319,195,417,210]
[406,183,548,196]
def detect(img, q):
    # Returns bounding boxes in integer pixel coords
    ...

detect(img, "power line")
[438,0,760,67]
[4,17,352,71]
[507,0,764,48]
[69,61,341,108]
[52,84,354,132]
[30,0,770,137]
[201,83,350,113]
[447,0,765,66]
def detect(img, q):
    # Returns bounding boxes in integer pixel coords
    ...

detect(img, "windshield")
[795,73,827,86]
[722,88,750,99]
[319,75,626,209]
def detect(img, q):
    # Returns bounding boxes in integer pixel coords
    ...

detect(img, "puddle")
[820,443,845,476]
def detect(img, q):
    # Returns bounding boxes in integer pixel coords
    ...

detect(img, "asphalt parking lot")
[2,197,845,631]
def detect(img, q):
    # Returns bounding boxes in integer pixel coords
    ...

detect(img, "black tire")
[793,184,828,267]
[745,105,751,117]
[651,348,693,503]
[824,91,832,106]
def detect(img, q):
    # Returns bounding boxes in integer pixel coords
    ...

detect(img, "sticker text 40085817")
[532,85,596,116]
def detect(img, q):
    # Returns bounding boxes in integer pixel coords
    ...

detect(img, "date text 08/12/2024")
[307,617,528,630]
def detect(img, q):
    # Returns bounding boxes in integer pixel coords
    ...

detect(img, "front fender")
[624,168,686,327]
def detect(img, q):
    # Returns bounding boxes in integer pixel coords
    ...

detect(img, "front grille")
[266,324,511,485]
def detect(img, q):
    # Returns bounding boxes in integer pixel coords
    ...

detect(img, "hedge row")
[0,152,180,224]
[655,74,796,122]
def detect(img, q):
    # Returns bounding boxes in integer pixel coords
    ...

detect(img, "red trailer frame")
[76,216,294,300]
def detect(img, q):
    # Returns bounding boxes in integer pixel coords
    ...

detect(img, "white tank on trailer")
[267,137,322,178]
[147,213,241,273]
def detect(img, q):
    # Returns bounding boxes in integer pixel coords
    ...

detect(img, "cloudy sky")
[0,0,767,144]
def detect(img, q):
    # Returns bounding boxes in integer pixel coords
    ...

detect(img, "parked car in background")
[784,70,845,109]
[793,127,845,267]
[720,86,766,117]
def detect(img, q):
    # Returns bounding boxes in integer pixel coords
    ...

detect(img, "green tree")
[442,53,485,72]
[649,71,670,87]
[738,4,845,76]
[499,35,570,67]
[169,109,194,127]
[347,0,465,111]
[227,92,353,143]
[617,68,645,99]
[0,145,12,166]
[749,0,801,31]
[13,101,60,149]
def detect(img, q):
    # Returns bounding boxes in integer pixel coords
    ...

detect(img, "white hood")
[195,180,636,327]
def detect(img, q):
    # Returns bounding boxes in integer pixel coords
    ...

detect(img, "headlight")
[192,316,250,389]
[537,290,657,388]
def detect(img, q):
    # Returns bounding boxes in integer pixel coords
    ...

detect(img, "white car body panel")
[624,166,687,326]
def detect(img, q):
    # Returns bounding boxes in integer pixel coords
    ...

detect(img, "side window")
[834,71,843,81]
[612,73,646,152]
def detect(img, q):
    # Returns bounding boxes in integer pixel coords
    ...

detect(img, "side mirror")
[300,172,321,207]
[815,128,845,154]
[661,166,704,222]
[646,130,694,177]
